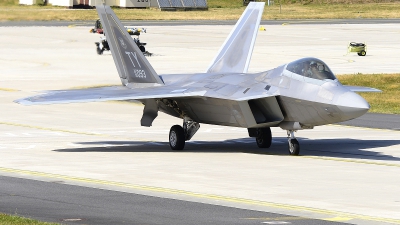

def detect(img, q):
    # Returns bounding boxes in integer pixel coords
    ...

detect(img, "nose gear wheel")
[287,130,300,156]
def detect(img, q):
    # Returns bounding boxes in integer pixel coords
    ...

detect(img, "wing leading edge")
[206,2,265,74]
[14,86,207,106]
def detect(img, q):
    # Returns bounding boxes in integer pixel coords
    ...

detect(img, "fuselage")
[153,57,369,130]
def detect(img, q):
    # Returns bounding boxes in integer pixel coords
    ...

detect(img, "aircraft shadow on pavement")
[53,137,400,162]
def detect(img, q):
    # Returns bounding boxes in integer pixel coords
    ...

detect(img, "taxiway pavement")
[0,176,349,225]
[0,24,400,224]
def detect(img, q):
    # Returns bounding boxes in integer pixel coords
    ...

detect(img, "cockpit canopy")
[286,58,336,81]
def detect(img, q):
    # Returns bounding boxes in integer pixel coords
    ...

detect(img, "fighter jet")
[15,2,380,155]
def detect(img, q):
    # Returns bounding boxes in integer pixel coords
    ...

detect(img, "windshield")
[286,58,336,80]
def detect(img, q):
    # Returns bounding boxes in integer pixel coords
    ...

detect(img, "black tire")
[169,125,185,150]
[139,45,146,53]
[288,139,300,156]
[96,47,103,55]
[256,127,272,148]
[358,50,366,56]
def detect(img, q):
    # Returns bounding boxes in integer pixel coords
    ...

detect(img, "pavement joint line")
[1,167,399,224]
[302,156,400,167]
[0,121,103,136]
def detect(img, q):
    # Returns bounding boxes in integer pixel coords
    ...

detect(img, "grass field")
[337,73,400,114]
[1,0,400,21]
[0,213,58,225]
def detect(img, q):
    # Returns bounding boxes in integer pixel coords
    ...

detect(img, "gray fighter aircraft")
[15,2,380,155]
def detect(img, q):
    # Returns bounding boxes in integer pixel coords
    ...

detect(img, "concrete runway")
[0,23,400,224]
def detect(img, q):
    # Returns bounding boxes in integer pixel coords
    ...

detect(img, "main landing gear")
[169,118,200,150]
[287,130,300,156]
[255,127,272,148]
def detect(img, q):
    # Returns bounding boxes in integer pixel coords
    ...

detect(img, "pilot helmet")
[310,61,317,67]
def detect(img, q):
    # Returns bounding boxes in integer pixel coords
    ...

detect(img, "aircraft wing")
[206,2,265,74]
[344,85,381,92]
[14,86,206,106]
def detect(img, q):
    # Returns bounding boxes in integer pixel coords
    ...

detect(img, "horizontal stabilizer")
[344,85,381,92]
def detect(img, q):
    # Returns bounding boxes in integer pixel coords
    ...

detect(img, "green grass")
[207,0,243,8]
[0,213,59,225]
[337,73,400,114]
[1,0,400,21]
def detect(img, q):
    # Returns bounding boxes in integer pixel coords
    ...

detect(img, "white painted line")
[15,145,36,150]
[262,222,291,224]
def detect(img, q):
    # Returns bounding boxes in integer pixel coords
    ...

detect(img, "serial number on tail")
[134,69,146,78]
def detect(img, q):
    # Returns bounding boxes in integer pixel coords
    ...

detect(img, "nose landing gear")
[287,130,300,156]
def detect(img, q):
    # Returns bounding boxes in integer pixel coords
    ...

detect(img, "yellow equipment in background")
[348,42,367,56]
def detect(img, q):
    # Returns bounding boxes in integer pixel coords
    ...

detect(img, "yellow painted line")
[1,167,399,224]
[302,156,400,168]
[69,84,118,89]
[0,121,103,136]
[244,216,353,222]
[0,87,19,92]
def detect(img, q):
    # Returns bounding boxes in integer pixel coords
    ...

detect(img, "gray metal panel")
[170,0,183,7]
[206,2,265,74]
[182,0,195,7]
[193,0,207,7]
[157,0,171,8]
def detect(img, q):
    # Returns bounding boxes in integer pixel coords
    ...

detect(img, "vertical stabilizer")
[206,2,265,74]
[96,5,164,86]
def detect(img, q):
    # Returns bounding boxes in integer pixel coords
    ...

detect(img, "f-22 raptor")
[16,2,380,155]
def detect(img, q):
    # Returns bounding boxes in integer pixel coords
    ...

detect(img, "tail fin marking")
[97,5,164,85]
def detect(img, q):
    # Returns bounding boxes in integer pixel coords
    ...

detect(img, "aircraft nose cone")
[337,91,370,121]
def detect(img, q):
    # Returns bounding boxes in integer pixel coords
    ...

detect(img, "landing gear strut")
[287,130,300,156]
[169,117,200,150]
